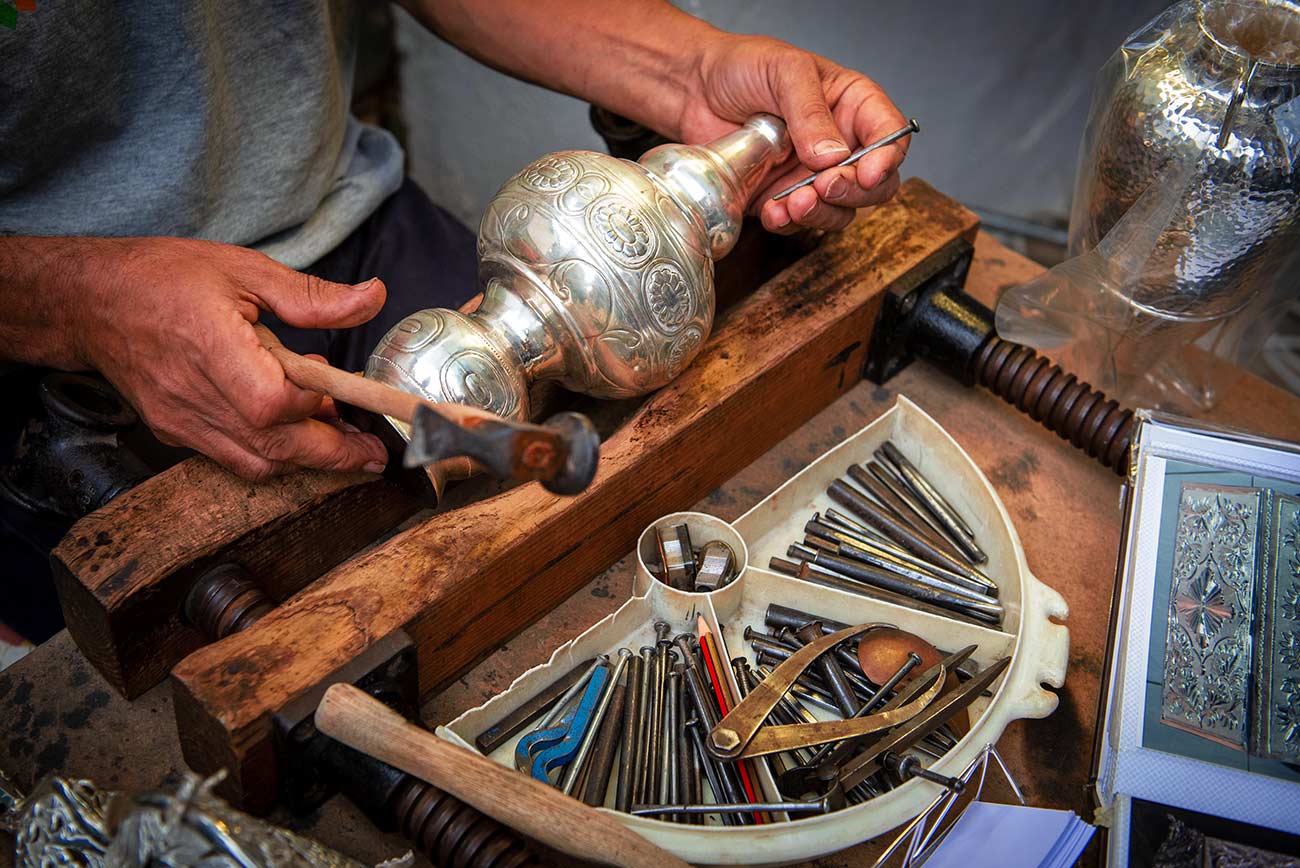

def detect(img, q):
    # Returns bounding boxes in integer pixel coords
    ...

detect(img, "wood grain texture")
[170,179,981,811]
[316,684,690,868]
[51,460,417,698]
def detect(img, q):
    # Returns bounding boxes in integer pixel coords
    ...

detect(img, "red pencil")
[697,616,765,824]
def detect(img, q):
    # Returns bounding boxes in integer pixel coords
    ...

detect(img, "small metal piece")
[656,524,696,590]
[794,622,861,718]
[184,563,275,642]
[838,656,1010,791]
[614,653,645,812]
[685,694,704,823]
[771,119,919,201]
[880,441,975,541]
[581,665,626,807]
[644,640,670,804]
[663,664,680,814]
[806,518,991,597]
[803,549,1002,624]
[693,540,737,592]
[476,658,594,755]
[632,646,656,803]
[848,462,958,556]
[865,458,956,545]
[877,442,985,565]
[630,797,831,817]
[882,751,965,792]
[863,460,971,567]
[679,658,747,811]
[516,662,611,783]
[828,479,985,588]
[822,504,982,590]
[683,718,737,826]
[560,651,629,795]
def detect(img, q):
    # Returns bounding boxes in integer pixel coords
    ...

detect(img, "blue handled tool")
[515,665,611,783]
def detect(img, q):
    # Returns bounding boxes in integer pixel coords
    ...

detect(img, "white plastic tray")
[441,396,1069,865]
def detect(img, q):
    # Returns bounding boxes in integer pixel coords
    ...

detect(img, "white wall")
[395,1,1168,231]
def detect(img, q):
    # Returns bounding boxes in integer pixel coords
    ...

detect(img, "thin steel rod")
[561,650,630,794]
[772,119,919,201]
[630,799,829,816]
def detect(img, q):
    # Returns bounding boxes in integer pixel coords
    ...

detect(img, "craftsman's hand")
[680,34,909,234]
[71,238,391,481]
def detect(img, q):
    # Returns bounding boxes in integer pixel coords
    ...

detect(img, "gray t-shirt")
[0,1,403,270]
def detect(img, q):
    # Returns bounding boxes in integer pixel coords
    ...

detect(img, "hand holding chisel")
[254,323,599,495]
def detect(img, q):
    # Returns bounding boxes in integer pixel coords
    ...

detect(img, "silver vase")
[1064,0,1300,405]
[364,115,790,474]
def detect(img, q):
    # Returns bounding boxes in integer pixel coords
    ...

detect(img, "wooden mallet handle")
[315,683,689,868]
[253,323,496,426]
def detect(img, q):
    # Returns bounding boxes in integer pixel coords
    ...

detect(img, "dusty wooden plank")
[169,180,981,811]
[51,458,418,699]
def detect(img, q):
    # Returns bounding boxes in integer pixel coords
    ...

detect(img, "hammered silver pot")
[1069,0,1300,331]
[365,115,790,451]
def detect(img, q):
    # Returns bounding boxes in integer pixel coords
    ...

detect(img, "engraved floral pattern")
[1174,565,1234,647]
[588,198,652,263]
[521,156,579,191]
[1277,701,1300,746]
[1281,631,1300,670]
[439,348,520,418]
[1282,588,1300,623]
[1161,484,1259,749]
[666,325,704,372]
[644,262,692,333]
[1267,498,1300,760]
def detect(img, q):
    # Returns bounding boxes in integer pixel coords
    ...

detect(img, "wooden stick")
[252,323,497,426]
[314,683,690,868]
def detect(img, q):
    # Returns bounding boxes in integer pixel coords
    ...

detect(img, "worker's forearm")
[0,236,117,369]
[400,0,720,138]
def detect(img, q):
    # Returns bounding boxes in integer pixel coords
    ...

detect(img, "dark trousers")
[0,179,476,642]
[261,177,478,370]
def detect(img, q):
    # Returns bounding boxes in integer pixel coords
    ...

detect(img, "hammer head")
[405,405,600,496]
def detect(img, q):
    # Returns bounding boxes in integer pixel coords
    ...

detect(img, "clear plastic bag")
[995,0,1300,411]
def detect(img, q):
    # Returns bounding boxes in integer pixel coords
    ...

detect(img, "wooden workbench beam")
[52,453,418,698]
[170,180,980,811]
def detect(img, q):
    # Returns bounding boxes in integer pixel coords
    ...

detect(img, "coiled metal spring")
[390,777,539,868]
[971,337,1135,474]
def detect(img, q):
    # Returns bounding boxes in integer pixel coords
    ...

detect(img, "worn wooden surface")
[4,231,1298,868]
[51,463,417,699]
[169,180,981,811]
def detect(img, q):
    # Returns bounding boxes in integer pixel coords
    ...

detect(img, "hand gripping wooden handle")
[252,323,496,426]
[315,684,690,868]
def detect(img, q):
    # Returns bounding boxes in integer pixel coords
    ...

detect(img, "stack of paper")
[919,801,1094,868]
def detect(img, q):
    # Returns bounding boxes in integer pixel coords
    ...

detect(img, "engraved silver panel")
[1160,482,1262,749]
[12,776,111,868]
[1255,493,1300,762]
